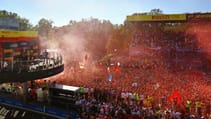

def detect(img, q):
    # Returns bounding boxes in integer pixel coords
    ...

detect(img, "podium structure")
[0,30,64,83]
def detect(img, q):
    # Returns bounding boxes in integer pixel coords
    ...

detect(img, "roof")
[53,84,80,92]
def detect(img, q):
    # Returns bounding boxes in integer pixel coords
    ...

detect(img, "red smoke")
[186,21,211,60]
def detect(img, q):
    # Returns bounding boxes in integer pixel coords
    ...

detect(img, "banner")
[108,73,112,82]
[0,30,38,38]
[127,14,186,21]
[188,13,211,19]
[168,90,181,104]
[0,18,19,30]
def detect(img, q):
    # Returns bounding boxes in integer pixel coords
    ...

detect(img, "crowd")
[43,23,211,118]
[74,87,211,119]
[1,22,211,118]
[1,76,210,119]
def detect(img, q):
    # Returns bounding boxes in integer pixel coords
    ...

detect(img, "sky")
[1,0,211,27]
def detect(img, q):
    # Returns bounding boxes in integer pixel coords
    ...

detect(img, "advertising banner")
[0,18,19,30]
[187,13,211,20]
[127,14,186,21]
[0,30,38,38]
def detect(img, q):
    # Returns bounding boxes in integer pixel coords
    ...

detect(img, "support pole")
[22,82,28,102]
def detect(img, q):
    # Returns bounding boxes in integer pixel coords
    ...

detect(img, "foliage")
[48,18,114,59]
[36,18,53,37]
[0,10,34,30]
[148,8,163,15]
[0,9,170,59]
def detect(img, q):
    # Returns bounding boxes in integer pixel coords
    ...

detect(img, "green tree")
[148,8,163,15]
[18,17,34,30]
[37,18,53,37]
[0,10,34,30]
[47,18,114,60]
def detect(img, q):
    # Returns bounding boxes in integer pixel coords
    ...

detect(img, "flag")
[108,73,112,82]
[168,90,181,104]
[114,63,120,73]
[79,61,85,69]
[79,86,84,93]
[153,83,160,90]
[133,93,139,100]
[85,54,88,61]
[106,67,111,73]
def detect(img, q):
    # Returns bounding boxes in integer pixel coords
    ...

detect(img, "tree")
[37,18,53,37]
[148,8,163,15]
[45,18,114,60]
[0,10,34,30]
[18,17,34,30]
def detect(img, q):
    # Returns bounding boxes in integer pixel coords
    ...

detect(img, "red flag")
[85,54,88,61]
[113,63,120,73]
[106,67,111,74]
[168,90,181,104]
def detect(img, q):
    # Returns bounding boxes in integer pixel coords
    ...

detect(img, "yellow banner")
[127,14,186,21]
[188,14,211,19]
[4,57,12,61]
[0,30,38,38]
[14,51,21,56]
[4,49,13,53]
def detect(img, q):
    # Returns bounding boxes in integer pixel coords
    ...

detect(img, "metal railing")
[0,51,63,73]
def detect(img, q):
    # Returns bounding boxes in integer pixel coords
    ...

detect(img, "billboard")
[0,18,19,30]
[187,13,211,20]
[0,30,38,38]
[127,14,186,22]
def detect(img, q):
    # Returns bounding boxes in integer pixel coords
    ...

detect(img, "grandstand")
[0,12,210,118]
[126,12,211,72]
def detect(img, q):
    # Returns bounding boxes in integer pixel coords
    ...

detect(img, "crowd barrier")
[0,97,78,118]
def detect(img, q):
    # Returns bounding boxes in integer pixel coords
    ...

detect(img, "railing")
[0,96,69,119]
[0,50,63,73]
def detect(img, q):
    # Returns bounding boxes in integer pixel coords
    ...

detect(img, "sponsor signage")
[127,14,186,21]
[188,13,211,19]
[0,18,19,30]
[0,30,38,38]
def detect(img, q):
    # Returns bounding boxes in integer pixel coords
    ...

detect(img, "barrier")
[0,97,76,118]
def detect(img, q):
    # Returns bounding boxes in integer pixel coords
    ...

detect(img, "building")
[0,30,40,68]
[0,17,64,83]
